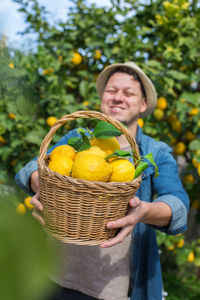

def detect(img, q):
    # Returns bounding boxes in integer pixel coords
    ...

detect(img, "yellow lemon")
[183,174,195,184]
[156,97,167,110]
[166,245,175,251]
[192,158,200,168]
[108,158,135,182]
[8,63,14,69]
[94,49,102,60]
[46,116,58,127]
[188,108,199,116]
[8,113,16,119]
[24,196,34,210]
[153,108,164,120]
[71,52,82,64]
[171,119,182,133]
[167,133,177,144]
[16,203,26,215]
[187,251,195,262]
[197,165,200,176]
[167,114,177,124]
[191,199,200,210]
[184,131,195,141]
[90,137,120,155]
[72,154,112,182]
[50,145,76,160]
[177,239,184,248]
[174,142,186,155]
[49,155,73,176]
[0,136,7,145]
[137,118,144,128]
[74,146,107,161]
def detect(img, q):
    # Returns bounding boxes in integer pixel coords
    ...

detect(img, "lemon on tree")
[171,119,182,133]
[188,107,199,116]
[174,142,186,155]
[50,145,76,160]
[153,108,164,120]
[137,118,144,128]
[71,52,82,64]
[183,174,195,184]
[156,97,167,110]
[49,154,73,176]
[108,158,135,182]
[46,116,58,127]
[72,154,112,182]
[94,49,102,60]
[184,131,195,142]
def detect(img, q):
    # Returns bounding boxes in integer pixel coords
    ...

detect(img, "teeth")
[111,107,123,112]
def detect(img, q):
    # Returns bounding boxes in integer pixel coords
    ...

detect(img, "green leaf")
[134,161,149,178]
[24,131,43,146]
[105,149,133,162]
[144,153,159,177]
[93,121,122,138]
[189,139,200,151]
[167,70,188,80]
[79,80,88,98]
[78,132,91,151]
[68,137,83,150]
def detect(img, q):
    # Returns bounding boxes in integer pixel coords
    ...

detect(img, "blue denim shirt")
[15,126,189,300]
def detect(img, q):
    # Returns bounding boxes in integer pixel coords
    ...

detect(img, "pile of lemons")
[48,137,135,182]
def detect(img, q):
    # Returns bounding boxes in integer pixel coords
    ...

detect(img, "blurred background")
[0,0,200,299]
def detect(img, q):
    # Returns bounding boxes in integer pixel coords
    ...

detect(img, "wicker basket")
[38,110,142,245]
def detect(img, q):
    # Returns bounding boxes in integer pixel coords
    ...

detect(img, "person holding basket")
[15,62,189,300]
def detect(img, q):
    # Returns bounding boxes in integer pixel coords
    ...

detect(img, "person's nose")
[113,90,123,102]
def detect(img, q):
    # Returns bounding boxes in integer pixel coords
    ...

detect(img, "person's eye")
[106,89,115,94]
[125,92,134,97]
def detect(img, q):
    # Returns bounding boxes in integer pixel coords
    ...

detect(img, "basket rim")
[38,110,140,163]
[38,160,142,189]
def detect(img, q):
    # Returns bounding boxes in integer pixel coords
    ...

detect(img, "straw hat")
[96,62,157,117]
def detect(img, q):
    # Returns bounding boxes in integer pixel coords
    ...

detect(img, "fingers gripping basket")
[38,110,142,245]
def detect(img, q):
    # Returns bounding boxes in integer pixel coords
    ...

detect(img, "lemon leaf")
[78,132,91,151]
[134,161,149,178]
[68,137,83,150]
[93,121,122,138]
[144,153,159,177]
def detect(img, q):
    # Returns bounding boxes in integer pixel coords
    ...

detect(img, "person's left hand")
[100,196,144,248]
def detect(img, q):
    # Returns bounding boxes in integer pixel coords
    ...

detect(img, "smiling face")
[100,72,147,127]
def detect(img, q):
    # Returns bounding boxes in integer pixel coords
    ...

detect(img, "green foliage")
[1,0,199,209]
[157,231,200,300]
[0,195,55,300]
[1,0,200,297]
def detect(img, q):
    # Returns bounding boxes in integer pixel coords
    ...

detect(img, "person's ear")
[140,97,147,114]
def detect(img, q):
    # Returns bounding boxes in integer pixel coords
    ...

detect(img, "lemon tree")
[1,1,200,296]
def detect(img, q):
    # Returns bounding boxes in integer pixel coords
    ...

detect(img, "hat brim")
[96,62,157,117]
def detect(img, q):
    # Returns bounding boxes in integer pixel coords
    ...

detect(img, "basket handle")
[38,110,140,162]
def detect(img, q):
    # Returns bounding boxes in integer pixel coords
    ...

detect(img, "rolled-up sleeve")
[15,129,80,195]
[151,144,189,235]
[15,160,38,195]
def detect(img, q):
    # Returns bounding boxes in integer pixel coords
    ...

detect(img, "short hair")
[105,66,146,98]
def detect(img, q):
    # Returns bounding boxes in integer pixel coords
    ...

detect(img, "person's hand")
[30,191,45,225]
[100,196,172,248]
[29,171,45,225]
[100,197,143,248]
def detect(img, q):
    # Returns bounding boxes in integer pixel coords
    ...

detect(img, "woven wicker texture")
[38,110,142,245]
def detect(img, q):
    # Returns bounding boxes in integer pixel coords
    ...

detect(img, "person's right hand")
[30,191,45,225]
[29,170,45,225]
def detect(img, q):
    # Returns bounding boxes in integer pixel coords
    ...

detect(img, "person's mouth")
[109,106,125,113]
